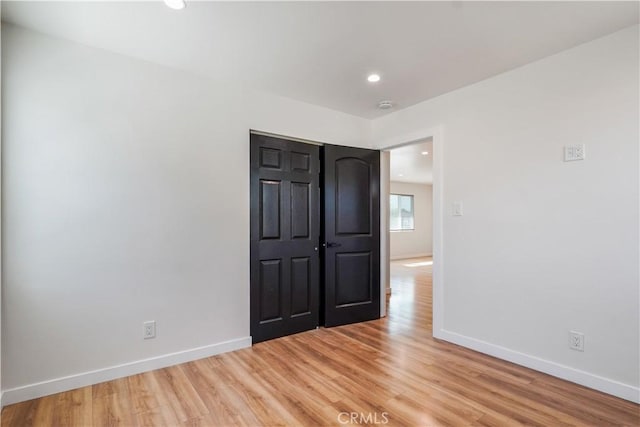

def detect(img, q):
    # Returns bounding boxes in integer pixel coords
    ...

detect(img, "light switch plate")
[452,201,463,216]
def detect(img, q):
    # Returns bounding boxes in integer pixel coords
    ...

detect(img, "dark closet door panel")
[290,257,311,316]
[291,151,311,172]
[336,158,371,235]
[260,180,281,240]
[259,147,283,169]
[291,182,310,239]
[259,259,283,323]
[335,252,372,306]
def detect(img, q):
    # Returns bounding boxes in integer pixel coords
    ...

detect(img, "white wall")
[373,25,639,401]
[1,24,371,403]
[389,181,432,260]
[0,18,3,408]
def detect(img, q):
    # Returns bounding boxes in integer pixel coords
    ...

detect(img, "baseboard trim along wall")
[434,328,640,404]
[390,253,432,261]
[1,336,252,407]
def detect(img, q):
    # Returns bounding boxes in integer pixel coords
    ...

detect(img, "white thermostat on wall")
[564,144,585,162]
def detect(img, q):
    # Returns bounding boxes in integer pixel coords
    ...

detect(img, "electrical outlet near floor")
[143,321,156,339]
[564,144,586,161]
[569,331,584,351]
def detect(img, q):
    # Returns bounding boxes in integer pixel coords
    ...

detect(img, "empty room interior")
[1,1,639,426]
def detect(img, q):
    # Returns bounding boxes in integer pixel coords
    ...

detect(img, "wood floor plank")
[92,392,137,427]
[30,395,59,427]
[151,366,209,422]
[92,378,129,400]
[215,353,307,426]
[2,257,638,426]
[2,399,37,427]
[180,359,240,426]
[125,372,163,415]
[135,404,181,427]
[53,387,92,426]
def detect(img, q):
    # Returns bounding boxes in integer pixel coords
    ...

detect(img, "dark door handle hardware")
[325,242,342,248]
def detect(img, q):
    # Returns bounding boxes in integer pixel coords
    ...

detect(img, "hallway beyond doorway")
[388,257,433,335]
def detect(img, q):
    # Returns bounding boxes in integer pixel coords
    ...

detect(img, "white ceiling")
[3,2,638,119]
[390,139,433,185]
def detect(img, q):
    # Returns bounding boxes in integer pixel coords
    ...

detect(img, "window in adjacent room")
[390,194,414,231]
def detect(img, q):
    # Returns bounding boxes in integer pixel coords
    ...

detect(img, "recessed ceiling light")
[421,151,429,155]
[398,173,404,177]
[164,0,186,10]
[367,74,381,83]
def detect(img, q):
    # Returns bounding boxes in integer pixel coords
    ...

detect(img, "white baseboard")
[1,336,252,407]
[390,252,432,261]
[434,328,640,404]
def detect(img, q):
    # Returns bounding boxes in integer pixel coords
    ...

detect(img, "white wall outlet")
[569,331,584,351]
[564,144,585,162]
[452,201,463,216]
[143,321,156,339]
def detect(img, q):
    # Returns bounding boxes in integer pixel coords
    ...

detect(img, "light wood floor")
[2,257,639,426]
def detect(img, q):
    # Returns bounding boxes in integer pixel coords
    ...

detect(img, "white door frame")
[378,126,444,336]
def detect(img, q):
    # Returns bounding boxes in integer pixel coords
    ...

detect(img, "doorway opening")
[384,138,434,329]
[379,126,443,337]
